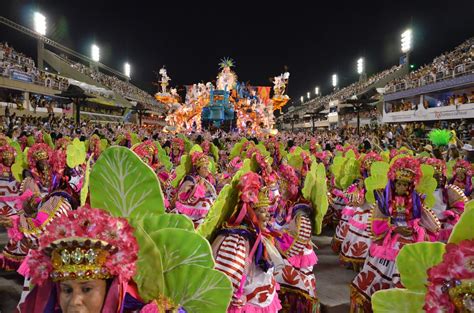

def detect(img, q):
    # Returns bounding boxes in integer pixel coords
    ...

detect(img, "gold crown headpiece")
[33,150,48,161]
[447,279,473,312]
[2,150,14,159]
[395,168,416,182]
[46,238,115,282]
[194,155,209,169]
[254,188,271,209]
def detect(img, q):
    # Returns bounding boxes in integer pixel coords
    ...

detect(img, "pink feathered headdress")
[27,206,138,286]
[425,158,447,176]
[453,159,473,177]
[229,156,243,171]
[361,152,383,171]
[27,143,54,177]
[279,164,299,199]
[388,157,422,184]
[0,144,16,161]
[172,138,185,150]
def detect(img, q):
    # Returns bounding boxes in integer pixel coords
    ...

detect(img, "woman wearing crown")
[339,152,382,271]
[170,138,185,166]
[212,172,282,313]
[19,206,144,312]
[273,163,319,312]
[22,143,64,195]
[174,151,217,227]
[350,157,440,312]
[425,158,468,242]
[450,159,473,198]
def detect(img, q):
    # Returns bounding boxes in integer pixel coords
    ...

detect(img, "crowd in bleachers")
[340,107,380,121]
[385,37,474,93]
[68,60,156,105]
[385,91,474,113]
[302,65,402,112]
[0,42,69,91]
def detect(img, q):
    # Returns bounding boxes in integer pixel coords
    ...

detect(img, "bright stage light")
[300,96,304,103]
[332,74,338,87]
[91,44,100,62]
[357,58,364,74]
[124,62,131,77]
[307,92,310,99]
[34,12,46,36]
[315,87,319,95]
[401,29,412,53]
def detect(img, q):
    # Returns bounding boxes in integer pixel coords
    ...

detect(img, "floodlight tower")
[300,96,304,104]
[91,44,100,70]
[401,29,412,69]
[124,62,131,81]
[33,12,46,70]
[314,86,320,97]
[357,57,366,82]
[307,92,310,100]
[332,74,338,91]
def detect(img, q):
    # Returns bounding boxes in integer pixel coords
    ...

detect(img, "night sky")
[2,0,473,108]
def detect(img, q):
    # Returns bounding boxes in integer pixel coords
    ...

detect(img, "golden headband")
[47,239,114,282]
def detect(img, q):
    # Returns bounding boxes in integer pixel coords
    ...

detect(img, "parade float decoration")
[162,58,290,134]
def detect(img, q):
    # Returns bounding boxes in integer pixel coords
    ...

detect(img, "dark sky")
[2,0,473,107]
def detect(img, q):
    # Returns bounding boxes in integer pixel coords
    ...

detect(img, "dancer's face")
[394,180,410,196]
[255,207,270,227]
[59,279,107,313]
[198,165,209,178]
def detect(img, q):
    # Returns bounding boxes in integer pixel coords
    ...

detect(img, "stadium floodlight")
[34,12,46,36]
[91,44,100,62]
[332,74,338,88]
[307,92,310,99]
[357,58,364,74]
[401,29,412,53]
[315,87,319,96]
[124,62,131,78]
[300,96,304,103]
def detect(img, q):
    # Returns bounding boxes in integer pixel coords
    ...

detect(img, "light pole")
[300,96,304,104]
[307,92,310,100]
[91,44,100,70]
[357,57,366,82]
[401,29,412,68]
[124,62,131,81]
[332,74,338,91]
[315,87,320,97]
[33,12,46,70]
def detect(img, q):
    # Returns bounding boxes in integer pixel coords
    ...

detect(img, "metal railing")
[0,66,68,91]
[385,62,474,94]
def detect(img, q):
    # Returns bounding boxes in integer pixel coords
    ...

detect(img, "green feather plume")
[428,129,452,147]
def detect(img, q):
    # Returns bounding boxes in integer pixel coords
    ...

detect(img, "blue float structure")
[201,87,235,131]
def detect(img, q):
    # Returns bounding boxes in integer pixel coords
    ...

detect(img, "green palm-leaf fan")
[302,161,328,235]
[339,157,361,190]
[329,155,345,189]
[89,146,233,313]
[42,132,54,148]
[66,138,86,169]
[197,158,254,241]
[210,143,219,163]
[155,141,173,171]
[415,164,438,208]
[171,144,203,188]
[364,161,390,204]
[229,138,247,160]
[428,129,451,147]
[372,202,474,313]
[177,134,193,153]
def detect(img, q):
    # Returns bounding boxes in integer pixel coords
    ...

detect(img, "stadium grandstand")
[0,16,165,126]
[278,37,474,132]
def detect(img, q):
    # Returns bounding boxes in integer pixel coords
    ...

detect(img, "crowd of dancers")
[0,124,472,312]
